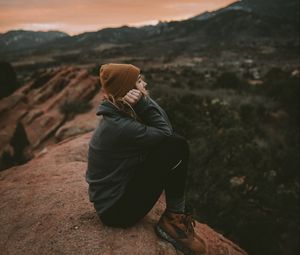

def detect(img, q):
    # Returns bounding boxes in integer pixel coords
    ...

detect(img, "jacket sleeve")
[120,95,173,149]
[147,97,173,133]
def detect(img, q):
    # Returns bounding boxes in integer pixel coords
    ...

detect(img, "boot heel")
[155,225,176,244]
[155,225,192,255]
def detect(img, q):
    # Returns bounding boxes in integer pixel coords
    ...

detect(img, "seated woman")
[85,63,207,255]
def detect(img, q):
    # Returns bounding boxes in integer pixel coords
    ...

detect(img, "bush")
[213,71,247,92]
[155,89,299,255]
[0,61,20,99]
[261,67,300,126]
[59,99,92,118]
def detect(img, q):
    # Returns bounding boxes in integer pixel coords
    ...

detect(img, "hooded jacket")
[85,95,173,214]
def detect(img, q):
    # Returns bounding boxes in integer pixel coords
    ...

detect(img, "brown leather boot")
[155,210,207,255]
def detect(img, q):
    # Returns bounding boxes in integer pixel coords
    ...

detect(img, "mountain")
[0,0,298,64]
[233,0,299,21]
[192,0,299,22]
[0,30,70,53]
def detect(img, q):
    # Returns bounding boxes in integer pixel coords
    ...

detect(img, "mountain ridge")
[0,30,69,53]
[0,0,298,75]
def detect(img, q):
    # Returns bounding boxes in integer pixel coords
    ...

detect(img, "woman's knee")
[145,133,190,173]
[163,133,190,158]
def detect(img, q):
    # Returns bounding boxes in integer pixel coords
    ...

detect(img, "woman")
[85,63,207,255]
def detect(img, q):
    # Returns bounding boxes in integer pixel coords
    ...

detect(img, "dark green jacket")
[85,95,173,214]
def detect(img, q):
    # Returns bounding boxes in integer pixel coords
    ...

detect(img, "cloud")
[0,0,237,35]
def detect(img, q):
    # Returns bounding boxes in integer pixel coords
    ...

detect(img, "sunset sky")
[0,0,237,36]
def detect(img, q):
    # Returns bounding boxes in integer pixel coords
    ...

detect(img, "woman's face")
[135,74,147,92]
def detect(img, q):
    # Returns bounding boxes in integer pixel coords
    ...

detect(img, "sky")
[0,0,237,36]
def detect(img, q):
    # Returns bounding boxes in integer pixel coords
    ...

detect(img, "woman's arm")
[120,95,173,149]
[147,96,173,133]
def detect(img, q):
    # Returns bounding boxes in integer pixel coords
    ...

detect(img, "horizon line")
[0,8,216,37]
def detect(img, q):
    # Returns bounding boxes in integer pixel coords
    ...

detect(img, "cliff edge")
[0,131,248,255]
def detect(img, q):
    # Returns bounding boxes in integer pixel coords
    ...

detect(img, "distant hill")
[0,0,298,63]
[192,0,299,22]
[0,30,69,53]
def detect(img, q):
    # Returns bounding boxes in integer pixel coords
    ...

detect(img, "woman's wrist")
[132,95,150,115]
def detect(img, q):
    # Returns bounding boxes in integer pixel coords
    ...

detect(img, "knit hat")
[99,63,140,98]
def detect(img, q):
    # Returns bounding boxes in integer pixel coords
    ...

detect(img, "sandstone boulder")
[0,132,248,255]
[0,66,101,171]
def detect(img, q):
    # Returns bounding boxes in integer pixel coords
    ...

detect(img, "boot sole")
[155,225,202,255]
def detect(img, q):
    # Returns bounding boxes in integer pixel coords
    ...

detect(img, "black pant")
[99,132,189,228]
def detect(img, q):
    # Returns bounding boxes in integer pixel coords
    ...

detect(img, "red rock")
[54,112,98,142]
[0,66,100,170]
[54,92,103,142]
[0,132,248,255]
[25,111,65,148]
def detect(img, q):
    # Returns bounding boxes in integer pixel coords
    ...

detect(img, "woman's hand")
[123,89,142,106]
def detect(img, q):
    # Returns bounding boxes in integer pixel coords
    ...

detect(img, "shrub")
[261,67,300,126]
[213,71,247,92]
[155,89,299,255]
[59,99,92,117]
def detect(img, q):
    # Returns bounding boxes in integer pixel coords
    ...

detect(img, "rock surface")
[0,132,248,255]
[0,66,101,171]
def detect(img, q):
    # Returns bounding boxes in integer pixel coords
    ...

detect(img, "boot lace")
[181,213,196,237]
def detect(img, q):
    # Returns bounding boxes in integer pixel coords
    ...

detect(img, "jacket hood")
[96,100,120,116]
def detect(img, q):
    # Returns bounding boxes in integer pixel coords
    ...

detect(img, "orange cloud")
[0,0,237,35]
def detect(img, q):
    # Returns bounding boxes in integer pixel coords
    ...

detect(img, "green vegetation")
[150,67,299,255]
[0,62,20,99]
[59,99,92,118]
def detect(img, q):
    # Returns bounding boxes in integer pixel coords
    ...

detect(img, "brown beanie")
[99,63,140,98]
